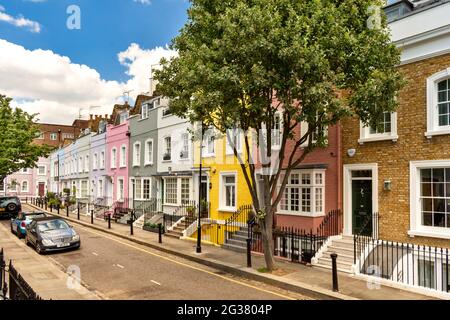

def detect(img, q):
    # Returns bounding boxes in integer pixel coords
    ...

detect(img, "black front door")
[352,180,372,235]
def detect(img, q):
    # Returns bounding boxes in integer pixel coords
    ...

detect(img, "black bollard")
[57,204,60,215]
[50,204,52,212]
[158,223,162,243]
[45,201,47,211]
[246,238,252,268]
[130,213,134,236]
[108,213,111,229]
[91,210,94,224]
[66,205,69,217]
[26,197,28,204]
[330,253,339,292]
[77,203,80,220]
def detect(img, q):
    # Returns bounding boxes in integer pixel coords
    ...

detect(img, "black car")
[0,196,22,219]
[25,217,81,254]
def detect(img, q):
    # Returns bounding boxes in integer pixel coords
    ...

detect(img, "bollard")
[77,203,80,220]
[331,253,339,292]
[26,197,28,204]
[57,204,60,215]
[91,210,94,224]
[130,213,134,236]
[246,238,252,268]
[158,223,162,243]
[50,204,52,212]
[45,201,47,211]
[66,205,69,217]
[108,213,111,229]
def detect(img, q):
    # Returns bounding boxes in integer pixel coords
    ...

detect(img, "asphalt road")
[1,206,308,300]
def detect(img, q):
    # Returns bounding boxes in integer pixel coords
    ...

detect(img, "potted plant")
[143,222,165,233]
[163,153,171,161]
[186,206,196,217]
[200,200,209,217]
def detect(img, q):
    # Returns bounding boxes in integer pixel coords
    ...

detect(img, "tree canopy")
[0,95,52,179]
[155,0,404,270]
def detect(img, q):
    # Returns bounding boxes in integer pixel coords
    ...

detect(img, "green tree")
[155,0,404,270]
[0,95,52,181]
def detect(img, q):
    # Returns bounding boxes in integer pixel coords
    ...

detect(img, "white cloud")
[133,0,151,5]
[0,39,177,124]
[0,6,41,33]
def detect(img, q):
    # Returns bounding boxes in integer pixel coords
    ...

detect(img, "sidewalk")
[0,222,101,300]
[28,204,434,300]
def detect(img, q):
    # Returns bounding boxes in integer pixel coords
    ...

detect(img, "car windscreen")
[37,220,70,232]
[25,214,46,220]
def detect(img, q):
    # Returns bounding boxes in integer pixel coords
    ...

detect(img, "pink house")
[106,104,130,207]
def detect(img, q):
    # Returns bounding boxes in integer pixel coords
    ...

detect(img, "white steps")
[312,235,355,273]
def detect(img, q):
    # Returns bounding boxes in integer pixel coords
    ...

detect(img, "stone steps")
[312,236,354,273]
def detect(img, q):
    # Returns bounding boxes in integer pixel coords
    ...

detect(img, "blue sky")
[0,0,189,81]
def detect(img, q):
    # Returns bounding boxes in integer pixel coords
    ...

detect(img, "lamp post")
[196,122,204,254]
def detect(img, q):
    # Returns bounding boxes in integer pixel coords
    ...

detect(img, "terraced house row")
[3,0,450,297]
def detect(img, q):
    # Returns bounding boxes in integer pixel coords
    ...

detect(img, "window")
[418,259,435,290]
[117,178,124,200]
[410,161,450,238]
[426,69,450,137]
[81,180,88,198]
[419,168,450,228]
[163,137,171,161]
[145,139,153,165]
[359,112,398,144]
[62,133,74,140]
[111,148,117,169]
[279,170,325,216]
[141,103,149,119]
[272,113,282,149]
[180,133,189,159]
[226,128,242,155]
[181,178,190,204]
[162,107,172,117]
[21,181,28,192]
[300,120,330,147]
[37,165,46,175]
[93,153,98,170]
[98,179,103,198]
[100,151,105,169]
[204,129,215,156]
[0,180,4,192]
[50,133,58,140]
[165,178,177,204]
[20,168,29,174]
[143,179,151,199]
[119,112,128,124]
[36,132,44,139]
[78,157,83,173]
[220,173,237,210]
[84,155,89,172]
[133,142,141,167]
[120,145,127,168]
[134,178,142,199]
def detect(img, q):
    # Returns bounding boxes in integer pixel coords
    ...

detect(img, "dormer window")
[119,112,128,124]
[141,104,149,119]
[426,68,450,138]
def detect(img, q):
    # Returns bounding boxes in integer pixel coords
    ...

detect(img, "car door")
[27,221,38,245]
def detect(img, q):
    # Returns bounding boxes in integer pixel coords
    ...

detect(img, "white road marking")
[92,252,98,256]
[151,280,161,286]
[114,264,125,269]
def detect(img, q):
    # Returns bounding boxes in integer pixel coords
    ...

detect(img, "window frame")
[358,112,398,144]
[21,180,29,192]
[163,136,172,162]
[180,133,190,160]
[219,172,238,212]
[93,153,98,171]
[100,150,105,169]
[426,68,450,138]
[409,160,450,239]
[119,144,127,168]
[203,128,216,157]
[111,148,117,169]
[37,165,46,176]
[226,128,243,155]
[144,138,154,166]
[117,177,124,201]
[133,142,141,167]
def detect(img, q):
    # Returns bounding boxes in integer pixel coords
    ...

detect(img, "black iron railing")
[250,209,342,264]
[354,236,450,293]
[224,204,254,243]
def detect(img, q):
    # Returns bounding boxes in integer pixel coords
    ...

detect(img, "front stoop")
[312,235,355,273]
[222,228,249,253]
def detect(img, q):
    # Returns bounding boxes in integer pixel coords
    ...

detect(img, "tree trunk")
[260,204,276,271]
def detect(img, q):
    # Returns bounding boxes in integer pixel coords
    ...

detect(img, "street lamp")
[196,122,204,254]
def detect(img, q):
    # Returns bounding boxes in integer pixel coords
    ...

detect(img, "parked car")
[0,196,22,219]
[10,211,47,239]
[25,217,80,254]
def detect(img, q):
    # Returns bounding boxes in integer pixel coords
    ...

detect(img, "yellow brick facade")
[342,53,450,248]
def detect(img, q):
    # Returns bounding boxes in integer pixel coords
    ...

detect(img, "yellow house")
[191,127,254,245]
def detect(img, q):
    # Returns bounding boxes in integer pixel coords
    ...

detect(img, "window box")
[163,153,171,161]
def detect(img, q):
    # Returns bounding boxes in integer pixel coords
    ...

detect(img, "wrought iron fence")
[224,204,254,243]
[250,209,342,264]
[0,248,42,300]
[354,236,450,293]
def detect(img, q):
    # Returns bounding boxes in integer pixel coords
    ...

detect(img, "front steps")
[165,216,196,239]
[312,235,355,273]
[222,228,249,253]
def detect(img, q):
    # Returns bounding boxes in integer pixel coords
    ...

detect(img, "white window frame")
[277,169,326,217]
[100,150,105,169]
[21,180,29,192]
[80,180,88,198]
[37,165,46,176]
[133,142,141,167]
[163,136,172,162]
[272,112,282,150]
[78,157,83,173]
[141,103,149,120]
[180,133,190,160]
[120,145,127,168]
[111,148,117,169]
[164,177,178,205]
[93,153,98,171]
[219,172,237,212]
[203,128,215,157]
[144,139,154,166]
[409,160,450,239]
[97,179,104,198]
[50,133,57,141]
[300,121,329,147]
[142,178,151,200]
[426,68,450,138]
[117,177,124,201]
[358,112,398,144]
[84,155,89,173]
[226,128,243,155]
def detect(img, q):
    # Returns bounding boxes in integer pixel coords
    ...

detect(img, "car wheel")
[36,243,43,255]
[7,203,17,212]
